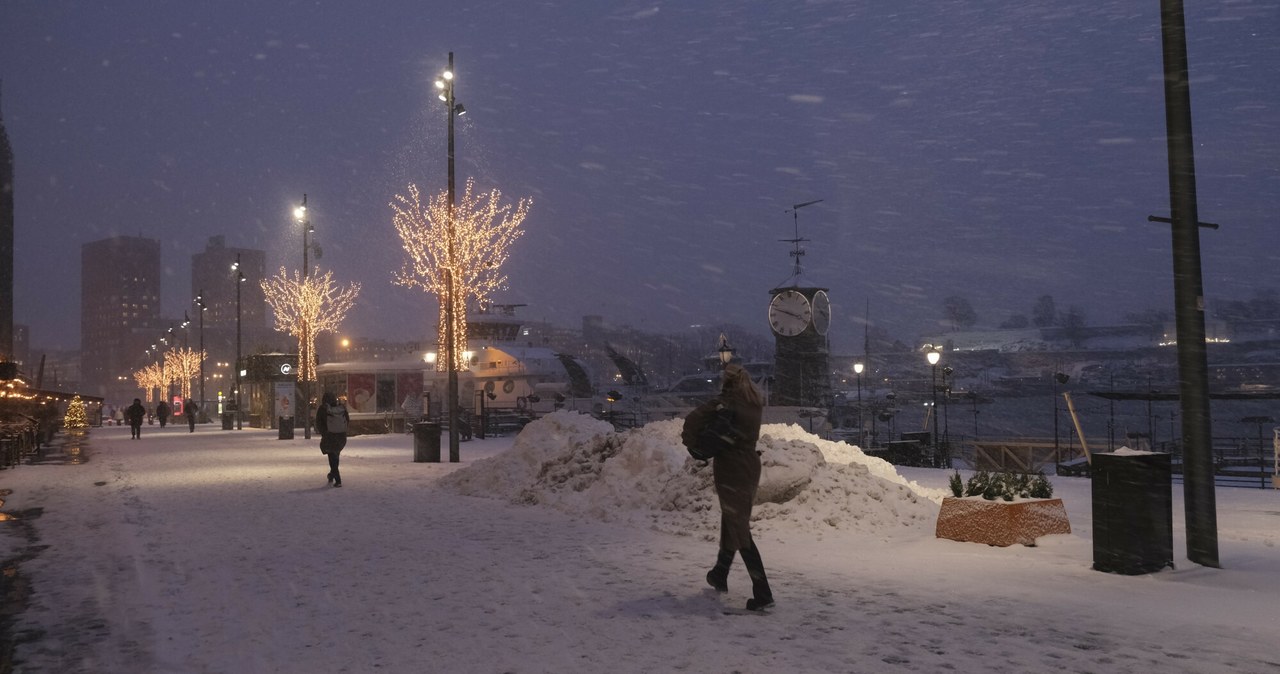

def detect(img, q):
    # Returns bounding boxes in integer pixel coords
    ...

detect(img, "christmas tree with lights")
[64,395,89,429]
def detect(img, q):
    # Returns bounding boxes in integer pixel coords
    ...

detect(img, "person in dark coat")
[316,390,350,487]
[156,400,170,428]
[682,363,773,611]
[184,398,198,433]
[125,398,147,439]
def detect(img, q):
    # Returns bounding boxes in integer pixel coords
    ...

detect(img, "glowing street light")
[232,255,246,430]
[853,362,864,447]
[435,52,465,463]
[926,347,943,466]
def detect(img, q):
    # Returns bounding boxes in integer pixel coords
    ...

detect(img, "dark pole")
[299,195,312,441]
[855,367,862,447]
[930,364,939,462]
[941,367,951,467]
[195,291,206,421]
[1158,0,1218,566]
[444,51,461,463]
[234,254,244,430]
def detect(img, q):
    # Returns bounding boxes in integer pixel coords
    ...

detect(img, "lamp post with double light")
[436,53,467,462]
[295,196,315,440]
[232,255,245,430]
[926,348,941,465]
[193,291,206,420]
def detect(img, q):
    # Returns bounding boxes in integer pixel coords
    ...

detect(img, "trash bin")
[1092,451,1173,575]
[222,412,234,430]
[414,422,441,463]
[278,416,295,440]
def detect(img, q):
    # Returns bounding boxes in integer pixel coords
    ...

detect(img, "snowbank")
[439,411,947,541]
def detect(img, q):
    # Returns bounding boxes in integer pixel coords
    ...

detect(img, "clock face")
[811,290,832,336]
[768,289,813,337]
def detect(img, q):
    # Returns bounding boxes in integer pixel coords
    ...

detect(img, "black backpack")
[682,403,741,462]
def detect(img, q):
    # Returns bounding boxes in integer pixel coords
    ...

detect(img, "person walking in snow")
[681,363,774,611]
[156,400,170,428]
[184,399,198,433]
[125,398,147,439]
[316,391,350,487]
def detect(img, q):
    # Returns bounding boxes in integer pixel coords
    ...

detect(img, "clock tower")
[768,286,831,407]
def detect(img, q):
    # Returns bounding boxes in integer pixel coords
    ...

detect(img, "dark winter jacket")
[683,365,764,551]
[316,393,349,455]
[155,402,170,420]
[125,401,147,426]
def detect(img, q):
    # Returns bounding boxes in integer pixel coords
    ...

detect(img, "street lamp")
[853,362,864,447]
[295,196,314,440]
[232,255,245,430]
[942,365,953,459]
[194,291,206,420]
[717,333,734,369]
[926,348,942,466]
[436,52,466,463]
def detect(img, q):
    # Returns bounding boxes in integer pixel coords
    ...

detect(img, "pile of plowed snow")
[438,411,947,541]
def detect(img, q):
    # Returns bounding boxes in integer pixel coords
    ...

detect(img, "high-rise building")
[0,85,15,363]
[191,236,270,402]
[81,236,162,400]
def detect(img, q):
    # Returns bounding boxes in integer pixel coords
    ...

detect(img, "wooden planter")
[936,497,1071,547]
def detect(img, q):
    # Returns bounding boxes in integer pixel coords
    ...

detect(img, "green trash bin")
[414,422,441,462]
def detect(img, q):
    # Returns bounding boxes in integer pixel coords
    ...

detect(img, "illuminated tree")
[64,395,89,429]
[260,267,360,386]
[164,347,204,400]
[391,178,531,370]
[133,362,168,402]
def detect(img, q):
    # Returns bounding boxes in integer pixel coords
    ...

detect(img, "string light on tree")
[133,362,167,402]
[390,178,531,372]
[260,267,360,389]
[63,395,89,429]
[164,347,204,400]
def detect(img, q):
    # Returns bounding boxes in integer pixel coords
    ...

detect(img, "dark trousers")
[187,416,196,432]
[327,451,341,484]
[130,422,142,439]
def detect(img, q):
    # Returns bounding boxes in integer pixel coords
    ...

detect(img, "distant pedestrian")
[125,398,147,439]
[316,391,349,487]
[156,400,170,428]
[681,363,773,612]
[184,398,198,433]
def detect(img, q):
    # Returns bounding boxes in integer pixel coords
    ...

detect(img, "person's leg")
[328,451,341,486]
[739,540,773,611]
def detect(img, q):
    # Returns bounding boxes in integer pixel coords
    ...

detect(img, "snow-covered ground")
[1,412,1277,673]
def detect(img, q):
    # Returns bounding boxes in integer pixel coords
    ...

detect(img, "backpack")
[325,404,348,434]
[681,403,740,462]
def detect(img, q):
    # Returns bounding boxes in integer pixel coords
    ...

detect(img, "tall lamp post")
[232,255,245,430]
[295,196,314,440]
[942,365,953,465]
[436,52,466,463]
[926,348,941,466]
[193,291,206,421]
[853,362,864,447]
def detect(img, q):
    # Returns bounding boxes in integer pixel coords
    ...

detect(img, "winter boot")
[740,543,774,611]
[706,549,734,593]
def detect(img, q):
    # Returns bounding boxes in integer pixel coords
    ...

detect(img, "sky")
[2,413,1278,672]
[1,1,1277,353]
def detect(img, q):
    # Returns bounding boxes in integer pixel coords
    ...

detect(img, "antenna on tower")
[780,198,823,283]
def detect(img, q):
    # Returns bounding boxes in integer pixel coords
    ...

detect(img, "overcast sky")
[2,0,1276,353]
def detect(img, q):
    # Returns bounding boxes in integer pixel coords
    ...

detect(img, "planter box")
[936,497,1071,547]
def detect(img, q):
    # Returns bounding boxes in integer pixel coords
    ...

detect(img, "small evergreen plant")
[953,470,1053,500]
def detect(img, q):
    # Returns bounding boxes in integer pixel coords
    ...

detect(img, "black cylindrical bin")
[278,416,295,440]
[1092,451,1174,574]
[222,413,234,430]
[414,422,442,463]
